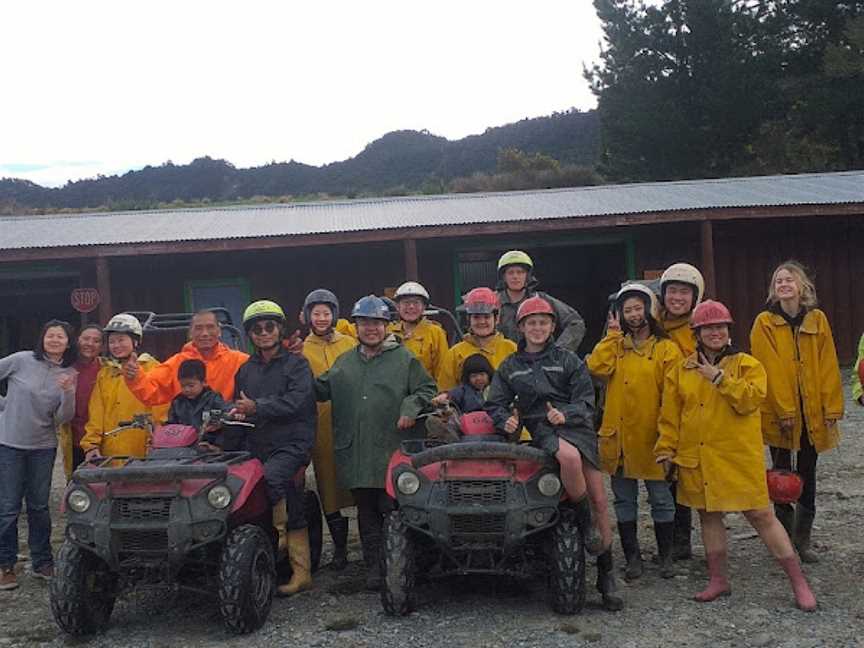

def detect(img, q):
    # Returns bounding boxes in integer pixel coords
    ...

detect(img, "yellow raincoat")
[656,352,769,512]
[587,330,682,480]
[389,318,449,382]
[661,312,697,357]
[335,319,357,339]
[80,355,168,457]
[749,309,844,453]
[303,331,357,514]
[437,332,516,391]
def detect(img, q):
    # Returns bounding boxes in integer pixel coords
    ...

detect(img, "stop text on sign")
[71,288,101,313]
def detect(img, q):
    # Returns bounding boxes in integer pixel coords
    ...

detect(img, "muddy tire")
[549,508,586,615]
[50,540,117,636]
[218,525,275,634]
[304,490,324,573]
[381,511,415,616]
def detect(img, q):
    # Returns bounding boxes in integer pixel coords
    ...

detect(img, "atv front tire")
[381,511,415,616]
[304,490,324,573]
[549,507,586,614]
[50,540,117,636]
[218,525,276,634]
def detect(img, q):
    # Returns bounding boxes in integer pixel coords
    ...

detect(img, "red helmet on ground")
[463,287,500,315]
[690,300,734,329]
[516,296,556,324]
[766,469,804,505]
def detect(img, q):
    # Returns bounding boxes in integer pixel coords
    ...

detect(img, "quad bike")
[50,413,322,636]
[381,408,585,616]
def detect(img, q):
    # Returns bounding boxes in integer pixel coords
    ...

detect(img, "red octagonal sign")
[71,288,101,314]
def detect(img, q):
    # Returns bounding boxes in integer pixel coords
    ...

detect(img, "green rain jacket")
[314,336,436,490]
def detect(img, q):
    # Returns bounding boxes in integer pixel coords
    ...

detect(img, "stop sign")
[71,288,101,314]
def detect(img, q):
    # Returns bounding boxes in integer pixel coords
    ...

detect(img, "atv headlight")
[396,471,421,495]
[207,485,232,509]
[68,489,92,513]
[537,473,562,497]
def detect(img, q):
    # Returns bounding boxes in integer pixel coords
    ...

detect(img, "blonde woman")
[749,261,844,564]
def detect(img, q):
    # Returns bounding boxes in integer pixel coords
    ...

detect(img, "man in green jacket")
[315,295,436,589]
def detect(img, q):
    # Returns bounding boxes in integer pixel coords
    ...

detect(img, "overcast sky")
[0,1,605,187]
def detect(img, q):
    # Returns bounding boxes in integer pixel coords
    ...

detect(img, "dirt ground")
[1,374,862,648]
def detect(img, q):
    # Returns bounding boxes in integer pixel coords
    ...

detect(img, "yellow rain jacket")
[303,331,357,514]
[656,352,769,512]
[389,318,449,382]
[587,330,682,480]
[851,332,864,404]
[335,319,357,339]
[437,332,516,391]
[749,309,844,453]
[661,312,697,357]
[80,355,168,457]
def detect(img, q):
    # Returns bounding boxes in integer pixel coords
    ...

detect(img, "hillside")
[0,109,599,212]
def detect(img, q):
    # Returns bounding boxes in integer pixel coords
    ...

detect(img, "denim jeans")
[611,474,675,524]
[0,444,57,570]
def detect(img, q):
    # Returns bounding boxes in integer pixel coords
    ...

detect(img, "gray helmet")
[303,289,340,324]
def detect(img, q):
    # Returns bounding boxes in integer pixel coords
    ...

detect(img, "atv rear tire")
[304,490,323,573]
[218,525,275,634]
[549,508,586,615]
[50,540,117,636]
[381,511,415,616]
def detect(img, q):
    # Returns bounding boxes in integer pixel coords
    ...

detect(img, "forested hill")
[0,109,599,212]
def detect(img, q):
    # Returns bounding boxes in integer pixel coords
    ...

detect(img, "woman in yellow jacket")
[301,289,357,570]
[749,261,844,564]
[656,300,816,610]
[80,314,166,460]
[587,284,682,581]
[389,281,449,381]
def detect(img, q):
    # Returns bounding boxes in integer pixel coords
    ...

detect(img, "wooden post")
[403,238,418,281]
[700,220,717,299]
[95,257,113,324]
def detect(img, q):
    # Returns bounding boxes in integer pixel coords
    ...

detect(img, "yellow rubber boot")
[276,528,313,597]
[272,501,289,560]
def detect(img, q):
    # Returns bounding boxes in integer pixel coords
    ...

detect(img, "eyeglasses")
[250,321,278,335]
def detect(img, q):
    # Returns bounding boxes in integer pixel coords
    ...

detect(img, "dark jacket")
[485,341,595,437]
[447,384,486,414]
[234,349,317,470]
[167,387,228,445]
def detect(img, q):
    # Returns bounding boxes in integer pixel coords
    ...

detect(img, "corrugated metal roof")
[1,170,863,251]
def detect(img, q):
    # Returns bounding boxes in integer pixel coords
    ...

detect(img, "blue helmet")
[303,289,340,324]
[350,295,391,322]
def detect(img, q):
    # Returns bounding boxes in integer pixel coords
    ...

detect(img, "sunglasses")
[250,321,278,335]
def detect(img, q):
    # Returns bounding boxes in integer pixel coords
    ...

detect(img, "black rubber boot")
[596,550,624,611]
[774,502,795,538]
[357,507,383,591]
[672,500,693,561]
[325,513,349,571]
[653,521,675,579]
[617,521,643,581]
[794,505,820,564]
[572,496,603,556]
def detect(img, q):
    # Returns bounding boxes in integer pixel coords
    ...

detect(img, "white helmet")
[615,283,660,320]
[103,313,143,340]
[660,263,705,308]
[394,281,430,303]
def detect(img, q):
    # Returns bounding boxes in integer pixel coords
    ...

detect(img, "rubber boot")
[777,556,817,611]
[617,521,643,581]
[357,507,383,591]
[276,528,313,597]
[774,502,795,538]
[694,550,731,602]
[572,495,603,556]
[272,500,289,560]
[325,513,349,571]
[653,521,675,579]
[596,550,623,611]
[794,505,820,564]
[672,501,693,561]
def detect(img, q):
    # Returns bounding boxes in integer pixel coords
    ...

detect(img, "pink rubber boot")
[694,550,731,602]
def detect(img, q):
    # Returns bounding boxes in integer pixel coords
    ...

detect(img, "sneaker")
[0,567,18,591]
[31,564,54,581]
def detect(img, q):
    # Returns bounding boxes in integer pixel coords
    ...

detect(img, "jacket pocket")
[597,427,621,474]
[673,454,699,468]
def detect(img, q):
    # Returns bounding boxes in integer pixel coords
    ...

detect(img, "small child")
[167,359,228,447]
[427,354,494,442]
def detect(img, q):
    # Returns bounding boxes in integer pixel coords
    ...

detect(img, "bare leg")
[555,440,612,552]
[554,441,586,499]
[583,463,613,551]
[695,510,731,602]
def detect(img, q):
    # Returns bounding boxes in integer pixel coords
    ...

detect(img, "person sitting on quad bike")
[81,314,168,462]
[230,300,317,597]
[427,353,494,443]
[314,295,437,590]
[166,359,231,450]
[485,296,623,612]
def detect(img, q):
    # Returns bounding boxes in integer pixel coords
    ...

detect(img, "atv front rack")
[410,442,554,469]
[73,451,251,483]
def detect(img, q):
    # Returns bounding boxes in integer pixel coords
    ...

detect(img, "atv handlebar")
[410,441,555,469]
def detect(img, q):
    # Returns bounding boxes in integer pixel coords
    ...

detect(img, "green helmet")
[242,300,286,330]
[497,250,533,274]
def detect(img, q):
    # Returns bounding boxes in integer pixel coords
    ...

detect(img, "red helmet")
[463,287,499,315]
[516,296,555,323]
[766,469,804,505]
[690,300,734,329]
[858,358,864,388]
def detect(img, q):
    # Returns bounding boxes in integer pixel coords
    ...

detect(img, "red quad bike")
[50,413,323,636]
[381,409,586,616]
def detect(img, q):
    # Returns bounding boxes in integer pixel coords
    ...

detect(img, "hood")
[180,340,231,360]
[103,353,158,376]
[495,274,541,295]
